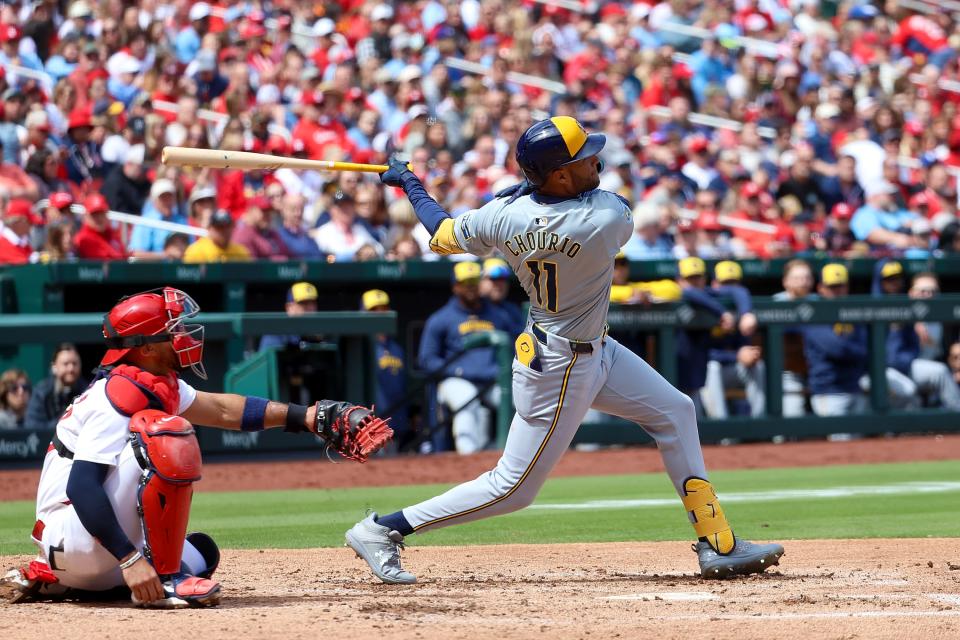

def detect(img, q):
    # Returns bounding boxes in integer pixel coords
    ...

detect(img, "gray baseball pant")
[402,330,708,533]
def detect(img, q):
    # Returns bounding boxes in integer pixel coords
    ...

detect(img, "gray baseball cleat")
[345,513,417,584]
[694,539,784,579]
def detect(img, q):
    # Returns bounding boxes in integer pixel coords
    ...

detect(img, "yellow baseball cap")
[287,282,318,303]
[453,261,482,283]
[362,289,390,310]
[678,257,706,279]
[714,260,742,282]
[880,261,903,279]
[821,264,849,286]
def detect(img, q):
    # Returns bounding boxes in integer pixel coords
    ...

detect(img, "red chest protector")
[104,364,181,417]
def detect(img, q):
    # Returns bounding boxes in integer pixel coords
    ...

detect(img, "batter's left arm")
[379,158,461,253]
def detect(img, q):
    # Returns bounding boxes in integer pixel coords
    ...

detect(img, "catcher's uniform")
[32,376,207,590]
[402,189,709,531]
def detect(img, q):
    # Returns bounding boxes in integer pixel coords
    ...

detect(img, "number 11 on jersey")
[526,260,558,312]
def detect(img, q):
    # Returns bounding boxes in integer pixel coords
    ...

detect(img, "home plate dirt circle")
[3,539,960,639]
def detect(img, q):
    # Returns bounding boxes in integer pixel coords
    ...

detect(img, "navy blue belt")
[531,323,594,354]
[51,432,74,459]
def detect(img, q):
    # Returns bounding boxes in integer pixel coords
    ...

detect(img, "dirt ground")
[2,435,960,638]
[2,541,960,639]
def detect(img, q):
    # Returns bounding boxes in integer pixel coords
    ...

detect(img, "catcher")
[0,287,391,608]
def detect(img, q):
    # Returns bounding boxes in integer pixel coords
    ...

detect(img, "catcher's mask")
[101,287,206,379]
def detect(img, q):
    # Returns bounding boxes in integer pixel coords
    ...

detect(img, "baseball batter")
[1,288,390,607]
[347,116,784,582]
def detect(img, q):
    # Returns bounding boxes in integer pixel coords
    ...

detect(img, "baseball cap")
[815,103,841,120]
[881,129,902,145]
[83,193,109,215]
[5,199,41,224]
[188,186,217,207]
[195,50,217,73]
[831,202,853,220]
[188,2,211,21]
[407,104,430,120]
[127,117,146,139]
[210,209,234,226]
[740,182,762,198]
[49,192,74,210]
[453,261,482,283]
[848,4,879,19]
[821,264,849,286]
[678,257,706,279]
[67,108,92,130]
[67,0,93,18]
[256,84,281,104]
[371,4,394,21]
[482,257,511,280]
[397,65,423,84]
[111,53,141,76]
[696,210,724,231]
[362,289,391,310]
[331,190,355,205]
[24,110,51,131]
[240,21,267,39]
[881,261,904,279]
[287,282,318,304]
[865,179,897,198]
[714,260,742,283]
[312,17,335,37]
[688,136,710,153]
[150,179,176,200]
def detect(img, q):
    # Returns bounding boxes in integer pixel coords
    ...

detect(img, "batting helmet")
[101,287,206,379]
[515,116,606,187]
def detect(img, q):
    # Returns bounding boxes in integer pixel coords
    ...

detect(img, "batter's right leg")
[589,339,783,579]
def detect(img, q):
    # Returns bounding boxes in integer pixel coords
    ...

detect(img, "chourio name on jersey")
[504,231,581,258]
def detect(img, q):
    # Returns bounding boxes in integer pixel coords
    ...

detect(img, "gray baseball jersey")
[451,190,633,341]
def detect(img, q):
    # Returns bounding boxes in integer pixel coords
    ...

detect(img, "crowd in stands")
[5,0,960,447]
[0,1,959,263]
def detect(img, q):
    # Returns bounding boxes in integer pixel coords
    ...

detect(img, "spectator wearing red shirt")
[891,13,949,59]
[0,198,38,264]
[73,193,126,260]
[729,182,775,257]
[231,196,291,260]
[734,0,775,35]
[292,86,355,162]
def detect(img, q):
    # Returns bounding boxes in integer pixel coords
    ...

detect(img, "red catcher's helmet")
[101,287,206,379]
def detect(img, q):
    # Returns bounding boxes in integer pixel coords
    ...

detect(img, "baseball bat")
[161,147,393,173]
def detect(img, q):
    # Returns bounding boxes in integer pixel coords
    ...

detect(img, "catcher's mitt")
[311,401,392,463]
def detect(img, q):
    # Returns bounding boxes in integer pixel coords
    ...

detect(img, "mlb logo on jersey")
[534,217,548,226]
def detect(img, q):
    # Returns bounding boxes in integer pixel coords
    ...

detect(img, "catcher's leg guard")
[681,477,735,554]
[130,410,220,608]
